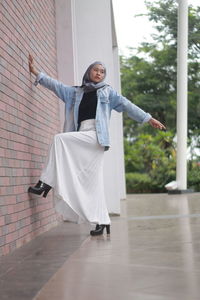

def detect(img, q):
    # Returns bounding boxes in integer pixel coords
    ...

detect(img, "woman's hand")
[28,54,39,76]
[148,118,166,131]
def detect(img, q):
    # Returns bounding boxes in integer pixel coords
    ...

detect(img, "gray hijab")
[81,61,107,93]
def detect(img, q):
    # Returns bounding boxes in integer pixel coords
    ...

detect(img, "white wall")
[55,0,126,214]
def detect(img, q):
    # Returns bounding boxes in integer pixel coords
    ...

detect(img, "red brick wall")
[0,0,61,256]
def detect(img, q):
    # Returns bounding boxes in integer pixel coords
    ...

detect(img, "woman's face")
[89,64,105,83]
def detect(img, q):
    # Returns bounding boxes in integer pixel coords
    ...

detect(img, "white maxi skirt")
[40,119,111,225]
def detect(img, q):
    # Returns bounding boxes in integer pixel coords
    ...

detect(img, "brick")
[0,177,10,186]
[0,216,5,226]
[0,206,7,216]
[0,195,17,205]
[13,185,25,194]
[16,193,29,203]
[0,237,6,247]
[9,241,17,253]
[1,244,10,256]
[14,202,25,213]
[0,0,59,256]
[17,208,32,220]
[5,215,12,225]
[0,167,6,176]
[2,223,16,235]
[7,205,15,214]
[5,230,18,243]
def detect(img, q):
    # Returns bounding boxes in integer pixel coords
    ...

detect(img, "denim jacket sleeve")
[109,88,152,123]
[34,72,75,103]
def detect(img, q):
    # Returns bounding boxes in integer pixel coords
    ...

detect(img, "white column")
[176,0,188,190]
[55,0,78,131]
[73,0,125,214]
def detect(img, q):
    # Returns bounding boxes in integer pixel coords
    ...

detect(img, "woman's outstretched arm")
[28,54,75,103]
[109,88,166,131]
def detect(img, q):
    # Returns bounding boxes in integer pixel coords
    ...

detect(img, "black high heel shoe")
[28,181,52,198]
[90,224,110,236]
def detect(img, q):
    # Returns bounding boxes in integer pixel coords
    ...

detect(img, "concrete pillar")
[55,0,78,131]
[176,0,188,190]
[55,0,125,213]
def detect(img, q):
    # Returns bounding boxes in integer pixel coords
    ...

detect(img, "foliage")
[121,0,200,193]
[124,131,176,193]
[188,162,200,192]
[126,172,152,193]
[121,0,200,138]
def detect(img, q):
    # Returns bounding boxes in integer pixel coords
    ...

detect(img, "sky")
[112,0,199,57]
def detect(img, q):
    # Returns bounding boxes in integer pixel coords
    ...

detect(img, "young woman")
[28,54,166,236]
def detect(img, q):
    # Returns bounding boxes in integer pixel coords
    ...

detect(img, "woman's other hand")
[28,54,39,76]
[148,118,166,131]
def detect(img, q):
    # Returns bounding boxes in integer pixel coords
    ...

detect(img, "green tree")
[121,0,200,192]
[121,0,200,138]
[125,131,176,193]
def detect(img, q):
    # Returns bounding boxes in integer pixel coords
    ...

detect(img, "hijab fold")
[81,61,107,93]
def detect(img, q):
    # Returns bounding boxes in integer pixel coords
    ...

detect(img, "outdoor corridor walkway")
[0,193,200,300]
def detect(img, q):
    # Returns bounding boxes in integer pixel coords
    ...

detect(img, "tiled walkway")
[1,193,200,300]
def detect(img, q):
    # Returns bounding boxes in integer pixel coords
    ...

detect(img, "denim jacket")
[35,72,152,148]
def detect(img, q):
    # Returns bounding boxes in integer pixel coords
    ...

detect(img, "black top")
[78,90,97,124]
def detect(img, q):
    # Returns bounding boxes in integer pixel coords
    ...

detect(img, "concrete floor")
[1,193,200,300]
